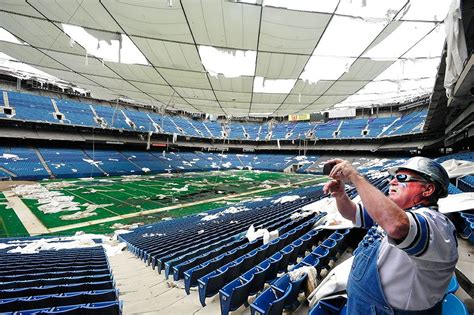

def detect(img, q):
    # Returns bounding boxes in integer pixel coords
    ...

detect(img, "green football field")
[2,170,327,237]
[0,192,28,238]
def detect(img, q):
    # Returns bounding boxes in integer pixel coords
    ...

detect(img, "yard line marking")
[3,191,49,236]
[63,189,121,216]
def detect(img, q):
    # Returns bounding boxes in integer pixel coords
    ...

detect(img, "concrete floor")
[108,249,316,315]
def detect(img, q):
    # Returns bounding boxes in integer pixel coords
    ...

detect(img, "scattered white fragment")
[272,195,300,204]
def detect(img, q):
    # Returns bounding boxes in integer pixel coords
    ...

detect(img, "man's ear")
[423,183,436,197]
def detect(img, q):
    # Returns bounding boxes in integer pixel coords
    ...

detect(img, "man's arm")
[323,179,357,222]
[327,159,410,240]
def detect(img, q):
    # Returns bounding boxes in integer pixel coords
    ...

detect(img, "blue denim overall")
[346,226,443,315]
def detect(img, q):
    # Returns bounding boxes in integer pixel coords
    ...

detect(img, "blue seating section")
[0,90,432,141]
[442,293,469,315]
[435,152,474,163]
[270,122,295,140]
[199,215,328,307]
[0,147,48,180]
[120,185,327,273]
[39,147,104,178]
[448,183,463,195]
[248,230,351,315]
[55,99,98,127]
[338,118,367,138]
[379,109,428,137]
[1,146,330,180]
[220,228,345,315]
[292,122,314,139]
[121,109,154,132]
[244,123,262,140]
[116,177,389,315]
[83,149,142,176]
[459,212,474,244]
[94,105,133,130]
[171,116,202,137]
[457,175,474,193]
[314,120,340,139]
[0,246,121,314]
[0,169,11,178]
[308,295,348,315]
[120,150,170,173]
[365,117,397,138]
[7,91,58,124]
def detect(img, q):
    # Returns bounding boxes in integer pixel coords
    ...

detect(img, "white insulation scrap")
[200,206,250,221]
[0,153,25,161]
[2,232,126,257]
[111,222,142,230]
[82,159,102,167]
[121,175,144,182]
[272,195,300,204]
[59,203,113,220]
[45,181,77,190]
[12,184,81,214]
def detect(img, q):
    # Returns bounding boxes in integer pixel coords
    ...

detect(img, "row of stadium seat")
[192,214,326,300]
[0,146,323,179]
[119,176,388,314]
[0,246,121,314]
[121,186,326,274]
[2,145,472,181]
[0,300,121,315]
[249,230,350,315]
[0,89,428,140]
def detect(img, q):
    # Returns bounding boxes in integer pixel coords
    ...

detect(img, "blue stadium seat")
[308,296,348,315]
[250,281,292,315]
[442,294,469,315]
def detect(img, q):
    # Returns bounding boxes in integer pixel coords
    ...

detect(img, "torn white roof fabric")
[0,0,451,116]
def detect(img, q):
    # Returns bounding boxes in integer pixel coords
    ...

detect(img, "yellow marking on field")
[46,177,324,233]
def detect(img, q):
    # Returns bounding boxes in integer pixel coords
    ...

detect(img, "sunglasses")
[390,173,429,183]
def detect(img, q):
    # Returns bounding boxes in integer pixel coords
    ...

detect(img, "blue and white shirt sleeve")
[387,211,430,257]
[354,203,375,229]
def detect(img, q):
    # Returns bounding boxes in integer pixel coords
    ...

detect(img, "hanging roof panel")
[27,0,120,33]
[0,13,85,55]
[0,42,67,70]
[339,58,395,81]
[131,37,204,71]
[158,68,212,90]
[258,7,331,54]
[208,75,254,93]
[291,80,334,95]
[0,1,449,116]
[251,93,287,104]
[102,0,193,42]
[183,0,260,50]
[325,80,372,96]
[173,87,216,100]
[82,74,142,93]
[214,90,252,103]
[255,52,309,79]
[39,49,121,78]
[130,81,174,97]
[104,63,167,85]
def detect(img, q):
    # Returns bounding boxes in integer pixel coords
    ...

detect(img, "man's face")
[388,170,431,209]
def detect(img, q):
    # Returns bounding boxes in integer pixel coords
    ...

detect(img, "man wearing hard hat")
[324,157,458,314]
